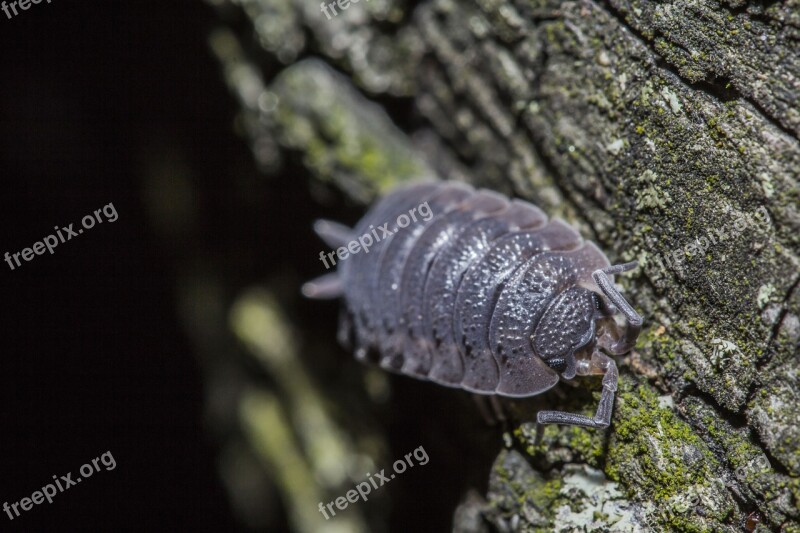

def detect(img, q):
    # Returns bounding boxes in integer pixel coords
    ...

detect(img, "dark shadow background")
[0,2,502,531]
[0,1,245,530]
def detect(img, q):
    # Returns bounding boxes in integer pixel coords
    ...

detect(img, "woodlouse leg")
[336,307,353,350]
[472,395,498,426]
[489,395,507,423]
[536,352,618,428]
[592,262,642,355]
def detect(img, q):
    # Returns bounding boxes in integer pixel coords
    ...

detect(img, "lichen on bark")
[206,0,800,529]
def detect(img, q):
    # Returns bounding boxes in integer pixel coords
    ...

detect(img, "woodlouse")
[304,181,642,428]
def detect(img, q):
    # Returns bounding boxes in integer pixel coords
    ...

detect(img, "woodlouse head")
[531,287,606,379]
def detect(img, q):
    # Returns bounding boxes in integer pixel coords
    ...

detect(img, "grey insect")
[303,181,642,429]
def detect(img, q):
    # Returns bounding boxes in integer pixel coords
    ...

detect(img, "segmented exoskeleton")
[304,181,642,429]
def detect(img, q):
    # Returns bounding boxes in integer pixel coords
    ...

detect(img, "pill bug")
[304,181,642,428]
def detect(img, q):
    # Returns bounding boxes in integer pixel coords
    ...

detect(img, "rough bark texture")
[202,0,799,530]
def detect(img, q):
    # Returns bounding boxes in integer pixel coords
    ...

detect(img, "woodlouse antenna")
[591,262,643,355]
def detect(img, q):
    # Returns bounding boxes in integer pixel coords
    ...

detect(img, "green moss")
[268,61,432,200]
[488,449,568,527]
[606,377,718,501]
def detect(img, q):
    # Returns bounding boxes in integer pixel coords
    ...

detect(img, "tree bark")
[205,0,800,530]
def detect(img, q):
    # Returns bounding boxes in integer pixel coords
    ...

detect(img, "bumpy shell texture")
[335,181,613,397]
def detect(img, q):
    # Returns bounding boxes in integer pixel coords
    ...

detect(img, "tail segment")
[302,272,343,299]
[303,219,352,299]
[313,219,352,248]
